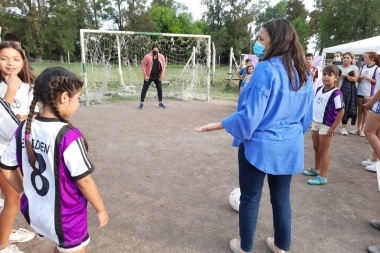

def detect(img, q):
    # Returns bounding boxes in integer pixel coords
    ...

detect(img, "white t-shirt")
[371,70,380,113]
[0,81,34,116]
[313,86,344,126]
[358,64,379,97]
[338,65,358,88]
[0,98,19,154]
[0,116,94,248]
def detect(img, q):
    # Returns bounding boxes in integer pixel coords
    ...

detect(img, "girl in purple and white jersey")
[302,65,345,185]
[0,67,108,253]
[0,41,36,253]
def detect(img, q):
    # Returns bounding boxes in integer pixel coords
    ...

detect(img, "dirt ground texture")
[12,100,380,253]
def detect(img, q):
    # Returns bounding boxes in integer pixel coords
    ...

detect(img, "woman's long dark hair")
[262,19,309,90]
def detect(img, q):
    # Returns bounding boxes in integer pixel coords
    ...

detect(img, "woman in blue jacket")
[195,19,313,253]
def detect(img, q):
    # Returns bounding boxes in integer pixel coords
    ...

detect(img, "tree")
[10,0,50,61]
[225,0,265,55]
[113,0,127,30]
[317,0,380,53]
[253,0,313,54]
[124,0,153,31]
[201,0,228,31]
[201,0,267,63]
[254,0,287,35]
[88,0,114,29]
[151,0,188,11]
[45,1,78,61]
[149,4,203,34]
[286,0,307,21]
[291,17,311,51]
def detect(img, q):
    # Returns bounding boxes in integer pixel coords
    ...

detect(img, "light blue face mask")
[253,41,266,59]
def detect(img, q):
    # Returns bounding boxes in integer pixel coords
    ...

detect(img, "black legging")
[140,79,163,102]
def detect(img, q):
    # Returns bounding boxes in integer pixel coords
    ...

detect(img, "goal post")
[80,29,212,106]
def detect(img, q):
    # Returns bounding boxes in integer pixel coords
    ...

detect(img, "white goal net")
[80,29,211,105]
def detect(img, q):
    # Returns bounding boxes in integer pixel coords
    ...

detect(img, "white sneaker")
[9,228,35,243]
[350,129,359,135]
[366,163,377,172]
[340,128,348,135]
[362,158,377,166]
[360,130,366,137]
[229,238,249,253]
[0,245,25,253]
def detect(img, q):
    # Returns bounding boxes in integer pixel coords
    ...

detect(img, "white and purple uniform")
[358,65,379,97]
[0,98,19,154]
[0,81,36,154]
[0,81,34,116]
[0,116,94,250]
[371,70,380,113]
[313,86,344,126]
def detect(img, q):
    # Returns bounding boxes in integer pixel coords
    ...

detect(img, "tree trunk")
[36,54,43,62]
[60,54,64,63]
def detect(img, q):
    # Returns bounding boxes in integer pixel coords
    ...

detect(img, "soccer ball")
[229,188,240,212]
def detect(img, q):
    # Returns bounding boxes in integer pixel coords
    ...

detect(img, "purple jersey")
[313,86,344,126]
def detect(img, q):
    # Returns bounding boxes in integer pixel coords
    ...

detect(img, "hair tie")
[25,134,31,141]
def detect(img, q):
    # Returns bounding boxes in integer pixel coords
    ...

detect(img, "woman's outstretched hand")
[194,122,224,132]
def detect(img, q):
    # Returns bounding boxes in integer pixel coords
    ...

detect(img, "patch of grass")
[211,83,239,100]
[105,95,136,103]
[29,61,240,101]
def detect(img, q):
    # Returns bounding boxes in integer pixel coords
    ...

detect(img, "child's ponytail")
[25,99,38,167]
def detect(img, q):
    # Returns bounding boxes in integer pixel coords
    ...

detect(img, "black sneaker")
[159,103,165,109]
[139,103,143,110]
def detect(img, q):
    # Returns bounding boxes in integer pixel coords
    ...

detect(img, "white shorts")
[38,235,90,253]
[57,237,90,253]
[311,121,330,135]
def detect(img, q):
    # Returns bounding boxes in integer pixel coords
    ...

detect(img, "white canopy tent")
[321,35,380,66]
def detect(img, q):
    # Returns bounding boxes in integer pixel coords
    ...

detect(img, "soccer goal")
[80,29,212,105]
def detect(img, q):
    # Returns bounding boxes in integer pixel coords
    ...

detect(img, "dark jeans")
[238,144,292,252]
[140,79,163,102]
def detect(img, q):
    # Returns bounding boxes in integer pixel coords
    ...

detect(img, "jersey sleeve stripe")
[72,167,95,181]
[0,98,20,125]
[0,160,18,170]
[76,138,93,170]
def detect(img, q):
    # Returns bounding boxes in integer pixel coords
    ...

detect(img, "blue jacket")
[222,56,313,175]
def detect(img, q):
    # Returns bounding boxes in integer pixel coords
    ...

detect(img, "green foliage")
[149,5,180,33]
[254,0,310,53]
[202,0,267,62]
[210,28,230,61]
[148,4,204,34]
[292,17,311,51]
[0,11,26,45]
[7,0,380,65]
[28,62,239,101]
[88,0,114,29]
[317,0,380,53]
[254,0,287,35]
[45,2,77,55]
[23,5,49,59]
[286,0,308,21]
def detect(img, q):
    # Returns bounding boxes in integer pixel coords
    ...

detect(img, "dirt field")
[13,100,380,253]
